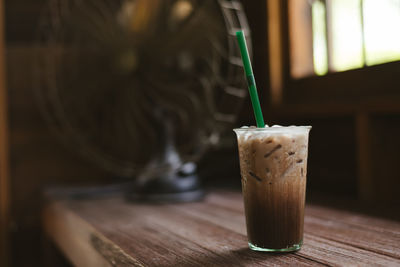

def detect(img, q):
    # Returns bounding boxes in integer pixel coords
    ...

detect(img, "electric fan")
[35,0,251,202]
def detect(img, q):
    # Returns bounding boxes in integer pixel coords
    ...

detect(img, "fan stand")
[126,112,205,203]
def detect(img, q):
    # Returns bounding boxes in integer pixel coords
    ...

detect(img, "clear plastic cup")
[234,126,311,252]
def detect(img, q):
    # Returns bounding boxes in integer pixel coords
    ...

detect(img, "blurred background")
[1,0,400,266]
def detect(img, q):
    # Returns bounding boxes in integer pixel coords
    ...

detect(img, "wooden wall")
[5,1,111,266]
[0,0,9,265]
[7,44,109,266]
[370,115,400,201]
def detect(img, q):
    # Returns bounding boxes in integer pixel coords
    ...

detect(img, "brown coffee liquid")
[238,132,308,249]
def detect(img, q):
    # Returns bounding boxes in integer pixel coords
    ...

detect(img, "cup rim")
[233,125,311,133]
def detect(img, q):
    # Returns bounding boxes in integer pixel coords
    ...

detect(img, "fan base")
[125,163,205,203]
[126,188,205,203]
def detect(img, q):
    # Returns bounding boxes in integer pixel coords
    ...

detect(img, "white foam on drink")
[236,126,311,141]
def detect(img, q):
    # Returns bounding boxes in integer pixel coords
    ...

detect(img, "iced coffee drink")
[234,126,311,252]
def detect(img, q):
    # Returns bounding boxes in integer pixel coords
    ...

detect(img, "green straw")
[236,30,265,128]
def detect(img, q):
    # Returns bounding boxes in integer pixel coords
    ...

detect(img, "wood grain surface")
[43,191,400,266]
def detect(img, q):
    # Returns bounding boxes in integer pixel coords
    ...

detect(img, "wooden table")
[43,190,400,266]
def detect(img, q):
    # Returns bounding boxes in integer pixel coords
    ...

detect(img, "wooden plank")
[193,192,400,263]
[286,61,400,104]
[267,0,284,106]
[300,234,400,267]
[211,192,400,259]
[325,0,333,72]
[44,192,400,266]
[173,200,400,266]
[66,198,322,266]
[268,100,400,120]
[306,204,400,235]
[356,112,373,200]
[369,116,400,202]
[288,0,314,78]
[43,201,143,267]
[304,215,400,259]
[0,0,9,265]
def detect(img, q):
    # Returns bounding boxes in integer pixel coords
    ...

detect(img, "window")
[292,0,400,78]
[268,0,400,105]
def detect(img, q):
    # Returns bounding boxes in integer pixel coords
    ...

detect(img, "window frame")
[268,0,400,107]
